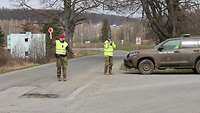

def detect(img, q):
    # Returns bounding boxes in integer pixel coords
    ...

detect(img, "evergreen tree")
[41,18,63,59]
[21,22,36,32]
[0,27,4,47]
[41,18,63,38]
[101,18,111,42]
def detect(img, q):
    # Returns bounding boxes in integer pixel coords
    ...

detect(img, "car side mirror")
[158,47,164,51]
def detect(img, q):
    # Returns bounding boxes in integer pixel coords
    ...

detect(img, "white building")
[7,32,46,58]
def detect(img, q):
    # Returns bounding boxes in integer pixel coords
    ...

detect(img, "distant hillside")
[0,8,139,25]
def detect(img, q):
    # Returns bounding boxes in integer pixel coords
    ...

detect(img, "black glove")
[55,54,58,58]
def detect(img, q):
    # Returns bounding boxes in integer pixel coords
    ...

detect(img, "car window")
[161,39,180,50]
[154,42,163,49]
[181,40,198,48]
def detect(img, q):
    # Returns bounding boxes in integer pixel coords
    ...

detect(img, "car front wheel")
[138,59,154,74]
[195,60,200,74]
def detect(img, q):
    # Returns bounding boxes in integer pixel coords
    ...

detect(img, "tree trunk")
[141,0,168,42]
[166,0,179,37]
[63,0,75,57]
[65,27,75,49]
[64,26,75,58]
[64,0,73,49]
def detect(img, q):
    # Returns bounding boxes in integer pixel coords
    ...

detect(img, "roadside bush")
[29,56,48,64]
[0,48,29,67]
[0,48,9,66]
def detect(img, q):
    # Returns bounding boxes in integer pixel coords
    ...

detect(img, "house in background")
[7,32,46,58]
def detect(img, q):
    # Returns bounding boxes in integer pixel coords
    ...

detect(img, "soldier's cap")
[59,33,65,40]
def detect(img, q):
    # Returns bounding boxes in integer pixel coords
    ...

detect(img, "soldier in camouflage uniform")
[55,33,69,81]
[104,38,116,75]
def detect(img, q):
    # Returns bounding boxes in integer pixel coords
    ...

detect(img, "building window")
[25,51,29,56]
[25,38,28,42]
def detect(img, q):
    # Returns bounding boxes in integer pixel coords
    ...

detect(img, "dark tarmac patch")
[22,93,59,98]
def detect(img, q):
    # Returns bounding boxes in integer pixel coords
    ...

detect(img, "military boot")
[104,65,108,75]
[63,75,67,81]
[109,65,113,75]
[57,76,61,81]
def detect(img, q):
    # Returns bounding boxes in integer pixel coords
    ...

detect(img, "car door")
[156,40,173,67]
[179,39,200,66]
[158,39,182,67]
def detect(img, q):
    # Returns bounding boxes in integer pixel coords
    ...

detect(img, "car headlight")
[127,51,139,58]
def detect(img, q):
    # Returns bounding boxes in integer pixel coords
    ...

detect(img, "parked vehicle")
[124,36,200,74]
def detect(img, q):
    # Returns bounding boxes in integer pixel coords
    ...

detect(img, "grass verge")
[0,62,39,74]
[116,42,155,51]
[74,50,100,57]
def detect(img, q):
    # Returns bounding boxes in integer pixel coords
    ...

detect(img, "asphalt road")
[0,51,200,113]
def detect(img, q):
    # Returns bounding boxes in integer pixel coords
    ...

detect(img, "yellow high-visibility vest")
[56,40,68,55]
[104,40,116,56]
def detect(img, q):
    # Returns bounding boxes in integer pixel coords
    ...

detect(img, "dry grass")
[73,42,103,48]
[73,41,155,52]
[73,50,100,57]
[0,48,9,67]
[117,42,155,51]
[0,60,37,74]
[0,48,38,74]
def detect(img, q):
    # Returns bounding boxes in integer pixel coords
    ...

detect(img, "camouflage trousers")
[104,56,113,74]
[56,56,68,79]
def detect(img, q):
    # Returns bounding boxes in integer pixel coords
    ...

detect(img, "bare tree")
[21,21,36,32]
[13,0,106,48]
[101,18,111,42]
[107,0,200,42]
[0,27,4,47]
[30,34,46,63]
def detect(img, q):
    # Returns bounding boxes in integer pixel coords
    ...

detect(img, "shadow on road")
[121,69,196,75]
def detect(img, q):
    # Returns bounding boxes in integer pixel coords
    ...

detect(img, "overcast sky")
[0,0,42,9]
[0,0,11,8]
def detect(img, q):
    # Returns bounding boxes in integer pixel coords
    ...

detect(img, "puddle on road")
[22,93,59,98]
